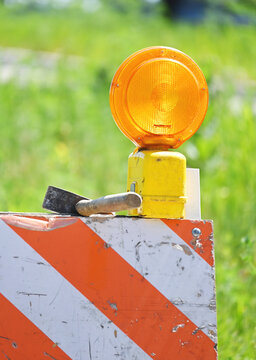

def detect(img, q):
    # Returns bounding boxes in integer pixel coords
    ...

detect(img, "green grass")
[0,4,255,359]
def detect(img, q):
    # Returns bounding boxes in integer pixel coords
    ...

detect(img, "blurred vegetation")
[206,0,256,16]
[0,1,256,359]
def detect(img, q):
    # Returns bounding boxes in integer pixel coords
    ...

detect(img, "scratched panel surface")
[0,215,217,360]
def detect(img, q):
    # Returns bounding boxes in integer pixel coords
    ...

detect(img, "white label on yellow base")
[185,168,201,220]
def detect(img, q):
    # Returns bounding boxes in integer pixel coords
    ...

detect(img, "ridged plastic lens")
[110,47,208,149]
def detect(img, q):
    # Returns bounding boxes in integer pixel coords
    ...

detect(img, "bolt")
[192,228,201,237]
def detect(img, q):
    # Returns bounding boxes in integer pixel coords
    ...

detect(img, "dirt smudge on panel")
[0,336,11,341]
[135,241,141,262]
[107,301,118,311]
[44,352,58,360]
[88,339,92,360]
[192,326,205,335]
[104,242,112,249]
[172,243,192,256]
[2,352,11,360]
[172,324,185,332]
[17,292,47,297]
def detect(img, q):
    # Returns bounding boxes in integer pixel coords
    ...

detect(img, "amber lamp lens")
[110,47,208,149]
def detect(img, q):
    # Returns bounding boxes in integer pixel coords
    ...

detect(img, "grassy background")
[0,2,255,358]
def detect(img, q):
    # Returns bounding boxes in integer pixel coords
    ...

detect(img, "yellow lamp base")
[127,149,187,219]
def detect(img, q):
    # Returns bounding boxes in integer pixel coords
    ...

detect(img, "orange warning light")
[110,46,208,149]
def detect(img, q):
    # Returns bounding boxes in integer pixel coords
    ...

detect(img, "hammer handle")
[75,192,141,216]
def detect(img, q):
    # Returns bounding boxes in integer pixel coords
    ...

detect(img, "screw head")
[192,227,201,237]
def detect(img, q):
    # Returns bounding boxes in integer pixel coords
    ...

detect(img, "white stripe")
[84,217,217,342]
[0,219,151,360]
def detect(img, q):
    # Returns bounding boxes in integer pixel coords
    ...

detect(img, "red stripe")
[9,218,217,360]
[0,294,71,360]
[162,219,214,266]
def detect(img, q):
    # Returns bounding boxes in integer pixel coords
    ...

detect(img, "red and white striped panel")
[0,215,217,360]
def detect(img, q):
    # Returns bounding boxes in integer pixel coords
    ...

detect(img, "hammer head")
[42,186,89,214]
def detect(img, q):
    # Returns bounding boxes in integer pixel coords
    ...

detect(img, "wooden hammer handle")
[75,192,141,216]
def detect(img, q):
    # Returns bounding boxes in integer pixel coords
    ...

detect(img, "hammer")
[42,186,142,216]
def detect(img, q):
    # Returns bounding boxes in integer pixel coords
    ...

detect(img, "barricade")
[0,214,217,359]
